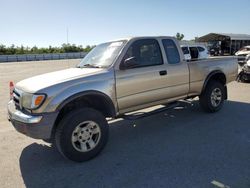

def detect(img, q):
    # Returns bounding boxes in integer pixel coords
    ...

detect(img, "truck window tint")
[123,39,163,68]
[197,47,205,52]
[162,39,180,64]
[181,47,189,54]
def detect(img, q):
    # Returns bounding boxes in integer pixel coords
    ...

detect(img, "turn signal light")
[34,95,45,106]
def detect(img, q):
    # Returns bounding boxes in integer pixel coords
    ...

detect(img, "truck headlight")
[22,93,46,110]
[246,55,250,61]
[247,60,250,67]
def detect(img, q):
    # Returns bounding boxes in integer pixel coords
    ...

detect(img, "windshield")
[77,40,126,68]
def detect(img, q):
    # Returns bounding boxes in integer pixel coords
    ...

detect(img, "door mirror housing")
[120,57,138,70]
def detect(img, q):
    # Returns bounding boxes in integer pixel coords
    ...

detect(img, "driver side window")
[123,39,163,68]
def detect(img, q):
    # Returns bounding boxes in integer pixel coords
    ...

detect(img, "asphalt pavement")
[0,60,249,188]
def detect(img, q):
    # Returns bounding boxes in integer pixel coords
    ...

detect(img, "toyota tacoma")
[8,36,238,162]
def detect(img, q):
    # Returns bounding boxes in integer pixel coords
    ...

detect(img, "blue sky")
[1,0,250,47]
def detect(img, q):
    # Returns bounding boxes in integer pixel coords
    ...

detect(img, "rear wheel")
[199,81,225,112]
[55,108,109,162]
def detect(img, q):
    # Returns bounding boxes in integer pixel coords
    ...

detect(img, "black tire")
[237,72,245,83]
[55,108,109,162]
[199,81,225,113]
[241,74,248,83]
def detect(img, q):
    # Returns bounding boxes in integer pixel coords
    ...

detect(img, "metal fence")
[0,52,87,63]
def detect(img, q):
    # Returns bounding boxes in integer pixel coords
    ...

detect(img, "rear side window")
[197,46,205,52]
[190,47,199,59]
[123,39,163,68]
[162,39,180,64]
[181,47,190,54]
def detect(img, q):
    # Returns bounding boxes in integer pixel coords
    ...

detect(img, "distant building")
[198,33,250,55]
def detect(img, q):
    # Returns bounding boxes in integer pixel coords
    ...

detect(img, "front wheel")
[199,81,225,113]
[55,108,109,162]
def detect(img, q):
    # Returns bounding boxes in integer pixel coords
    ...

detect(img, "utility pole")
[67,27,69,44]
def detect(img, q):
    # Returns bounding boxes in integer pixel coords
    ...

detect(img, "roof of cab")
[180,44,206,48]
[107,36,177,42]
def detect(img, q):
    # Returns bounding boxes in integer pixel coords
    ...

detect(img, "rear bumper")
[8,100,58,139]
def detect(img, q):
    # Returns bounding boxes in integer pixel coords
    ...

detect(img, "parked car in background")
[237,55,250,82]
[207,42,221,56]
[235,46,250,65]
[181,45,209,61]
[209,47,221,56]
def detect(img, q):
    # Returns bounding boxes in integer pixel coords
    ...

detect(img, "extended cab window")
[189,47,199,59]
[162,39,180,64]
[123,39,163,68]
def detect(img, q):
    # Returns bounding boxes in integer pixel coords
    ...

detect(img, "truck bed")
[187,56,238,96]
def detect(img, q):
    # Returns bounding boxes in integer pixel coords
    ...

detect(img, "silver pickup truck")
[8,36,238,162]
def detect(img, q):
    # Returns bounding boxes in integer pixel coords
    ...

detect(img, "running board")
[121,102,180,120]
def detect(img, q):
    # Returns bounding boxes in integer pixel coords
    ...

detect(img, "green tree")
[9,44,16,54]
[0,43,96,55]
[31,46,38,54]
[176,33,185,41]
[16,45,25,54]
[0,44,7,55]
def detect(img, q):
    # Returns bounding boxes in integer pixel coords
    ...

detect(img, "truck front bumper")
[7,100,58,139]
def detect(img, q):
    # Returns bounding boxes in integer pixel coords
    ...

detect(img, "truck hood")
[16,68,104,93]
[235,51,250,56]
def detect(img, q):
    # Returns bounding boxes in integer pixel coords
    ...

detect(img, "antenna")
[67,27,69,44]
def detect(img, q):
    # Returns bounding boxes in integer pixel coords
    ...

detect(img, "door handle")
[159,70,167,76]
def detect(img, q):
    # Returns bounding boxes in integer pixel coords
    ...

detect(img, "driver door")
[115,39,170,113]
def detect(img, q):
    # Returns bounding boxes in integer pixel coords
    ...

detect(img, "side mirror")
[120,57,138,70]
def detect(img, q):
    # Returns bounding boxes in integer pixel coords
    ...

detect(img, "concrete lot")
[0,60,250,188]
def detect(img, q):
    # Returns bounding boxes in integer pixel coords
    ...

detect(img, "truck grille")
[13,88,21,108]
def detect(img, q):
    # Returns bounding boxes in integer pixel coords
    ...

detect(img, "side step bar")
[121,102,180,120]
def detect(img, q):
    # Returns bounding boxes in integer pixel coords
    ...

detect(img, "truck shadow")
[19,100,250,188]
